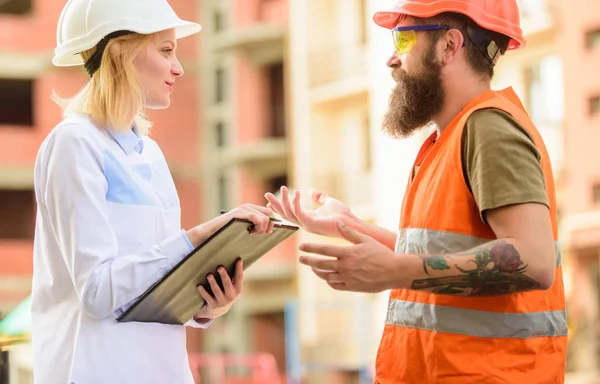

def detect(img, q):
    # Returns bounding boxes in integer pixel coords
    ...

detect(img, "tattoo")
[411,240,542,296]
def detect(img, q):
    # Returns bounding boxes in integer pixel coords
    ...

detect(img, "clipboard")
[116,218,299,324]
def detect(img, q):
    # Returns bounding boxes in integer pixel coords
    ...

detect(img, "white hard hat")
[53,0,202,67]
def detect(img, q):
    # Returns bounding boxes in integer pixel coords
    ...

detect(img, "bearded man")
[265,1,568,383]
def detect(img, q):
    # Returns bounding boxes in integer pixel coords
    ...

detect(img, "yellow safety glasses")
[392,25,453,55]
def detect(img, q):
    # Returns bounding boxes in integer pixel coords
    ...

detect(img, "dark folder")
[116,218,299,324]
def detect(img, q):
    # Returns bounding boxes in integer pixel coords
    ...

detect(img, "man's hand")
[194,259,244,321]
[299,220,400,293]
[265,186,354,238]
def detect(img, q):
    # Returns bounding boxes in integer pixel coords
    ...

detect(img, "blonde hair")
[54,33,154,134]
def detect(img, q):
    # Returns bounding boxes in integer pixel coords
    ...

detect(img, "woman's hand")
[194,258,244,321]
[186,203,275,247]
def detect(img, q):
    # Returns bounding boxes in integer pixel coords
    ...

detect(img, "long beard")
[382,45,445,139]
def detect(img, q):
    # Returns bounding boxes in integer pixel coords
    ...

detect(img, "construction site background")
[0,0,599,383]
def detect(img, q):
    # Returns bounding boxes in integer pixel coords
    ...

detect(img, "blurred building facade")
[555,0,600,378]
[194,0,296,382]
[0,0,66,320]
[287,0,378,380]
[287,0,426,382]
[1,0,600,383]
[0,2,85,380]
[494,0,600,380]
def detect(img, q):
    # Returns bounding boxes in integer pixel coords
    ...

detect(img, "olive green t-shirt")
[461,108,549,223]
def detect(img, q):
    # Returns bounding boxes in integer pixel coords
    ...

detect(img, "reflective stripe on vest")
[386,299,568,339]
[390,228,566,338]
[395,228,562,266]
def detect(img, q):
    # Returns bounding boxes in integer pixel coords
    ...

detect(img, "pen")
[220,210,279,222]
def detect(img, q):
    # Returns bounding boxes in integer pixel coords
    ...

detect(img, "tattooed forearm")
[410,240,542,296]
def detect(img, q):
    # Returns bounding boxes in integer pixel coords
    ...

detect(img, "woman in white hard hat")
[31,0,274,383]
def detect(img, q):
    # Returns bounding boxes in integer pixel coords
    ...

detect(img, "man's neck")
[433,81,491,137]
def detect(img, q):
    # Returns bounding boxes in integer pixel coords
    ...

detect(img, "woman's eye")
[162,48,173,54]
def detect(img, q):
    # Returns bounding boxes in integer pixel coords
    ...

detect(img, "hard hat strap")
[84,30,134,77]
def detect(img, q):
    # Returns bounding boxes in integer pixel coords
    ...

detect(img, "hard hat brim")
[52,19,202,67]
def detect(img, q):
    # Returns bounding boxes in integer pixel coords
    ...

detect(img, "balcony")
[0,168,33,189]
[0,51,50,78]
[211,25,286,66]
[218,137,288,178]
[561,211,600,251]
[308,45,369,103]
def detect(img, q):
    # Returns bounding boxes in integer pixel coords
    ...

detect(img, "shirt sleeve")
[184,316,214,329]
[36,125,193,320]
[461,108,549,223]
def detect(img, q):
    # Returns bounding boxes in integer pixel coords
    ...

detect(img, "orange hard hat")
[373,0,526,50]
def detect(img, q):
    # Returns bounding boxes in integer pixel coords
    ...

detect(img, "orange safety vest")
[374,88,567,384]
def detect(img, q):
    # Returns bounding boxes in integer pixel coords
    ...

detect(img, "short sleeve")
[461,108,549,223]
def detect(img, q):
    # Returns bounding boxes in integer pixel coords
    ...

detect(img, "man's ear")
[440,29,464,65]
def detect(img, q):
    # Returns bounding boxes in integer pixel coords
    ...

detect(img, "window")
[267,175,288,195]
[0,189,35,239]
[523,56,565,172]
[215,67,225,103]
[593,183,600,204]
[523,56,564,124]
[215,122,226,147]
[589,95,600,117]
[214,9,225,32]
[0,78,34,126]
[267,63,285,138]
[585,28,600,51]
[218,175,229,211]
[0,0,32,15]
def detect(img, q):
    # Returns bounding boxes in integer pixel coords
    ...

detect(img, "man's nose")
[387,50,401,68]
